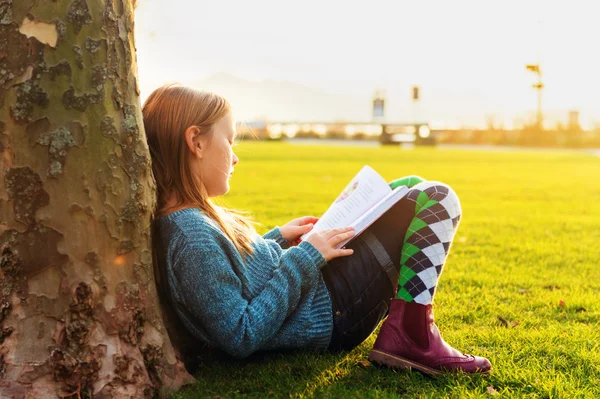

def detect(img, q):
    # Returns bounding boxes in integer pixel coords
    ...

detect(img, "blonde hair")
[143,84,255,258]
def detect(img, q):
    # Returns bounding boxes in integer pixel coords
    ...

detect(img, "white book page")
[302,165,390,241]
[336,185,409,248]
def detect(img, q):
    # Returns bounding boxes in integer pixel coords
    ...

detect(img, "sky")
[134,0,599,129]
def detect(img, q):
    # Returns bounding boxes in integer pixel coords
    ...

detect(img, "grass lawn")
[171,142,600,398]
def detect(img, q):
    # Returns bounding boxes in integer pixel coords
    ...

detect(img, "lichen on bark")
[62,85,103,111]
[48,60,72,81]
[46,282,103,398]
[10,77,49,124]
[4,166,49,226]
[67,0,92,34]
[72,44,84,68]
[85,37,103,53]
[36,124,86,177]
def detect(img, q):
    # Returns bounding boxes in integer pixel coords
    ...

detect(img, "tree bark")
[0,0,194,397]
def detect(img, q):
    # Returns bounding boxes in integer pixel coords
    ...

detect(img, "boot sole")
[368,349,491,377]
[368,349,443,376]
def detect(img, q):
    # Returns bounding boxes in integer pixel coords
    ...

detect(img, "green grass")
[171,142,600,398]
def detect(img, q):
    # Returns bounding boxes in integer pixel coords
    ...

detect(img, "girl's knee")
[389,175,426,189]
[409,181,462,219]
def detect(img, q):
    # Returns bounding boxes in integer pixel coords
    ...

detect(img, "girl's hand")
[280,216,319,246]
[306,227,355,262]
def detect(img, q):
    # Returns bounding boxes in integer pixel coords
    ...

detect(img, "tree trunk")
[0,0,194,397]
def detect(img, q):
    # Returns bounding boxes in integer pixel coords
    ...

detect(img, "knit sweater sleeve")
[262,226,290,249]
[172,231,326,358]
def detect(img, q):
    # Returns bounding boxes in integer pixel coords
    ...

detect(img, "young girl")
[144,84,491,376]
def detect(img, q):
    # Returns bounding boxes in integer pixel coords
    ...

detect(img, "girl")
[144,84,491,376]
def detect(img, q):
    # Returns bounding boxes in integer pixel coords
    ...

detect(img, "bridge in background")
[237,121,436,145]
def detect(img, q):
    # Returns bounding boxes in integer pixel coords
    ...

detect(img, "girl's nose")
[232,152,239,166]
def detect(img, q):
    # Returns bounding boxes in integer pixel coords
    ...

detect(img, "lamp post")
[525,64,544,129]
[526,18,545,130]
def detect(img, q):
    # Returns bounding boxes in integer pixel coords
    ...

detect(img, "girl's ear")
[184,126,203,159]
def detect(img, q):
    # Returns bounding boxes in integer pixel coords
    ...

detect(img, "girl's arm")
[263,226,289,249]
[172,235,325,358]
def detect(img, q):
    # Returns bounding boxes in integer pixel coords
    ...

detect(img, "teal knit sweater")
[154,208,334,358]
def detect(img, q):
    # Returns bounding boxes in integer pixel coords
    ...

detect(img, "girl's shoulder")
[157,207,215,229]
[156,207,223,243]
[157,207,202,222]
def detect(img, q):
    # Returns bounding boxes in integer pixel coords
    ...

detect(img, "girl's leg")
[389,175,425,190]
[369,181,491,375]
[321,176,426,351]
[397,181,462,304]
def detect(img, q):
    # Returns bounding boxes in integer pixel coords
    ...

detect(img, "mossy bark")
[0,0,194,397]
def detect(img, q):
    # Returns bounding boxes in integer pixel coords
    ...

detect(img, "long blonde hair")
[143,84,255,258]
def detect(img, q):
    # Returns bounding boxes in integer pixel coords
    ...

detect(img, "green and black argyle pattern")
[390,178,461,305]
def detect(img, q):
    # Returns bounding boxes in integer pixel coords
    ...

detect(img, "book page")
[302,166,391,240]
[335,185,409,248]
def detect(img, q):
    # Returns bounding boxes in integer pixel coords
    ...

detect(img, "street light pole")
[526,64,544,129]
[526,20,545,129]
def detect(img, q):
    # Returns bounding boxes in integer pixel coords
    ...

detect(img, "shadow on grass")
[171,347,508,398]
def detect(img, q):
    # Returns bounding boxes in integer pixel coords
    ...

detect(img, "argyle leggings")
[323,175,462,350]
[389,176,462,304]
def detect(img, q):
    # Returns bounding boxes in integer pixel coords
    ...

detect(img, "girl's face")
[196,113,239,197]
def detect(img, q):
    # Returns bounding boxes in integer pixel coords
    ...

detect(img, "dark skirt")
[321,196,416,351]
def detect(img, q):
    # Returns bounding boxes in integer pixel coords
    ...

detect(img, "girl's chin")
[221,183,231,196]
[207,184,230,198]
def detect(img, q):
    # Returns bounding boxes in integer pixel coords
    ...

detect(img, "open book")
[301,166,409,248]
